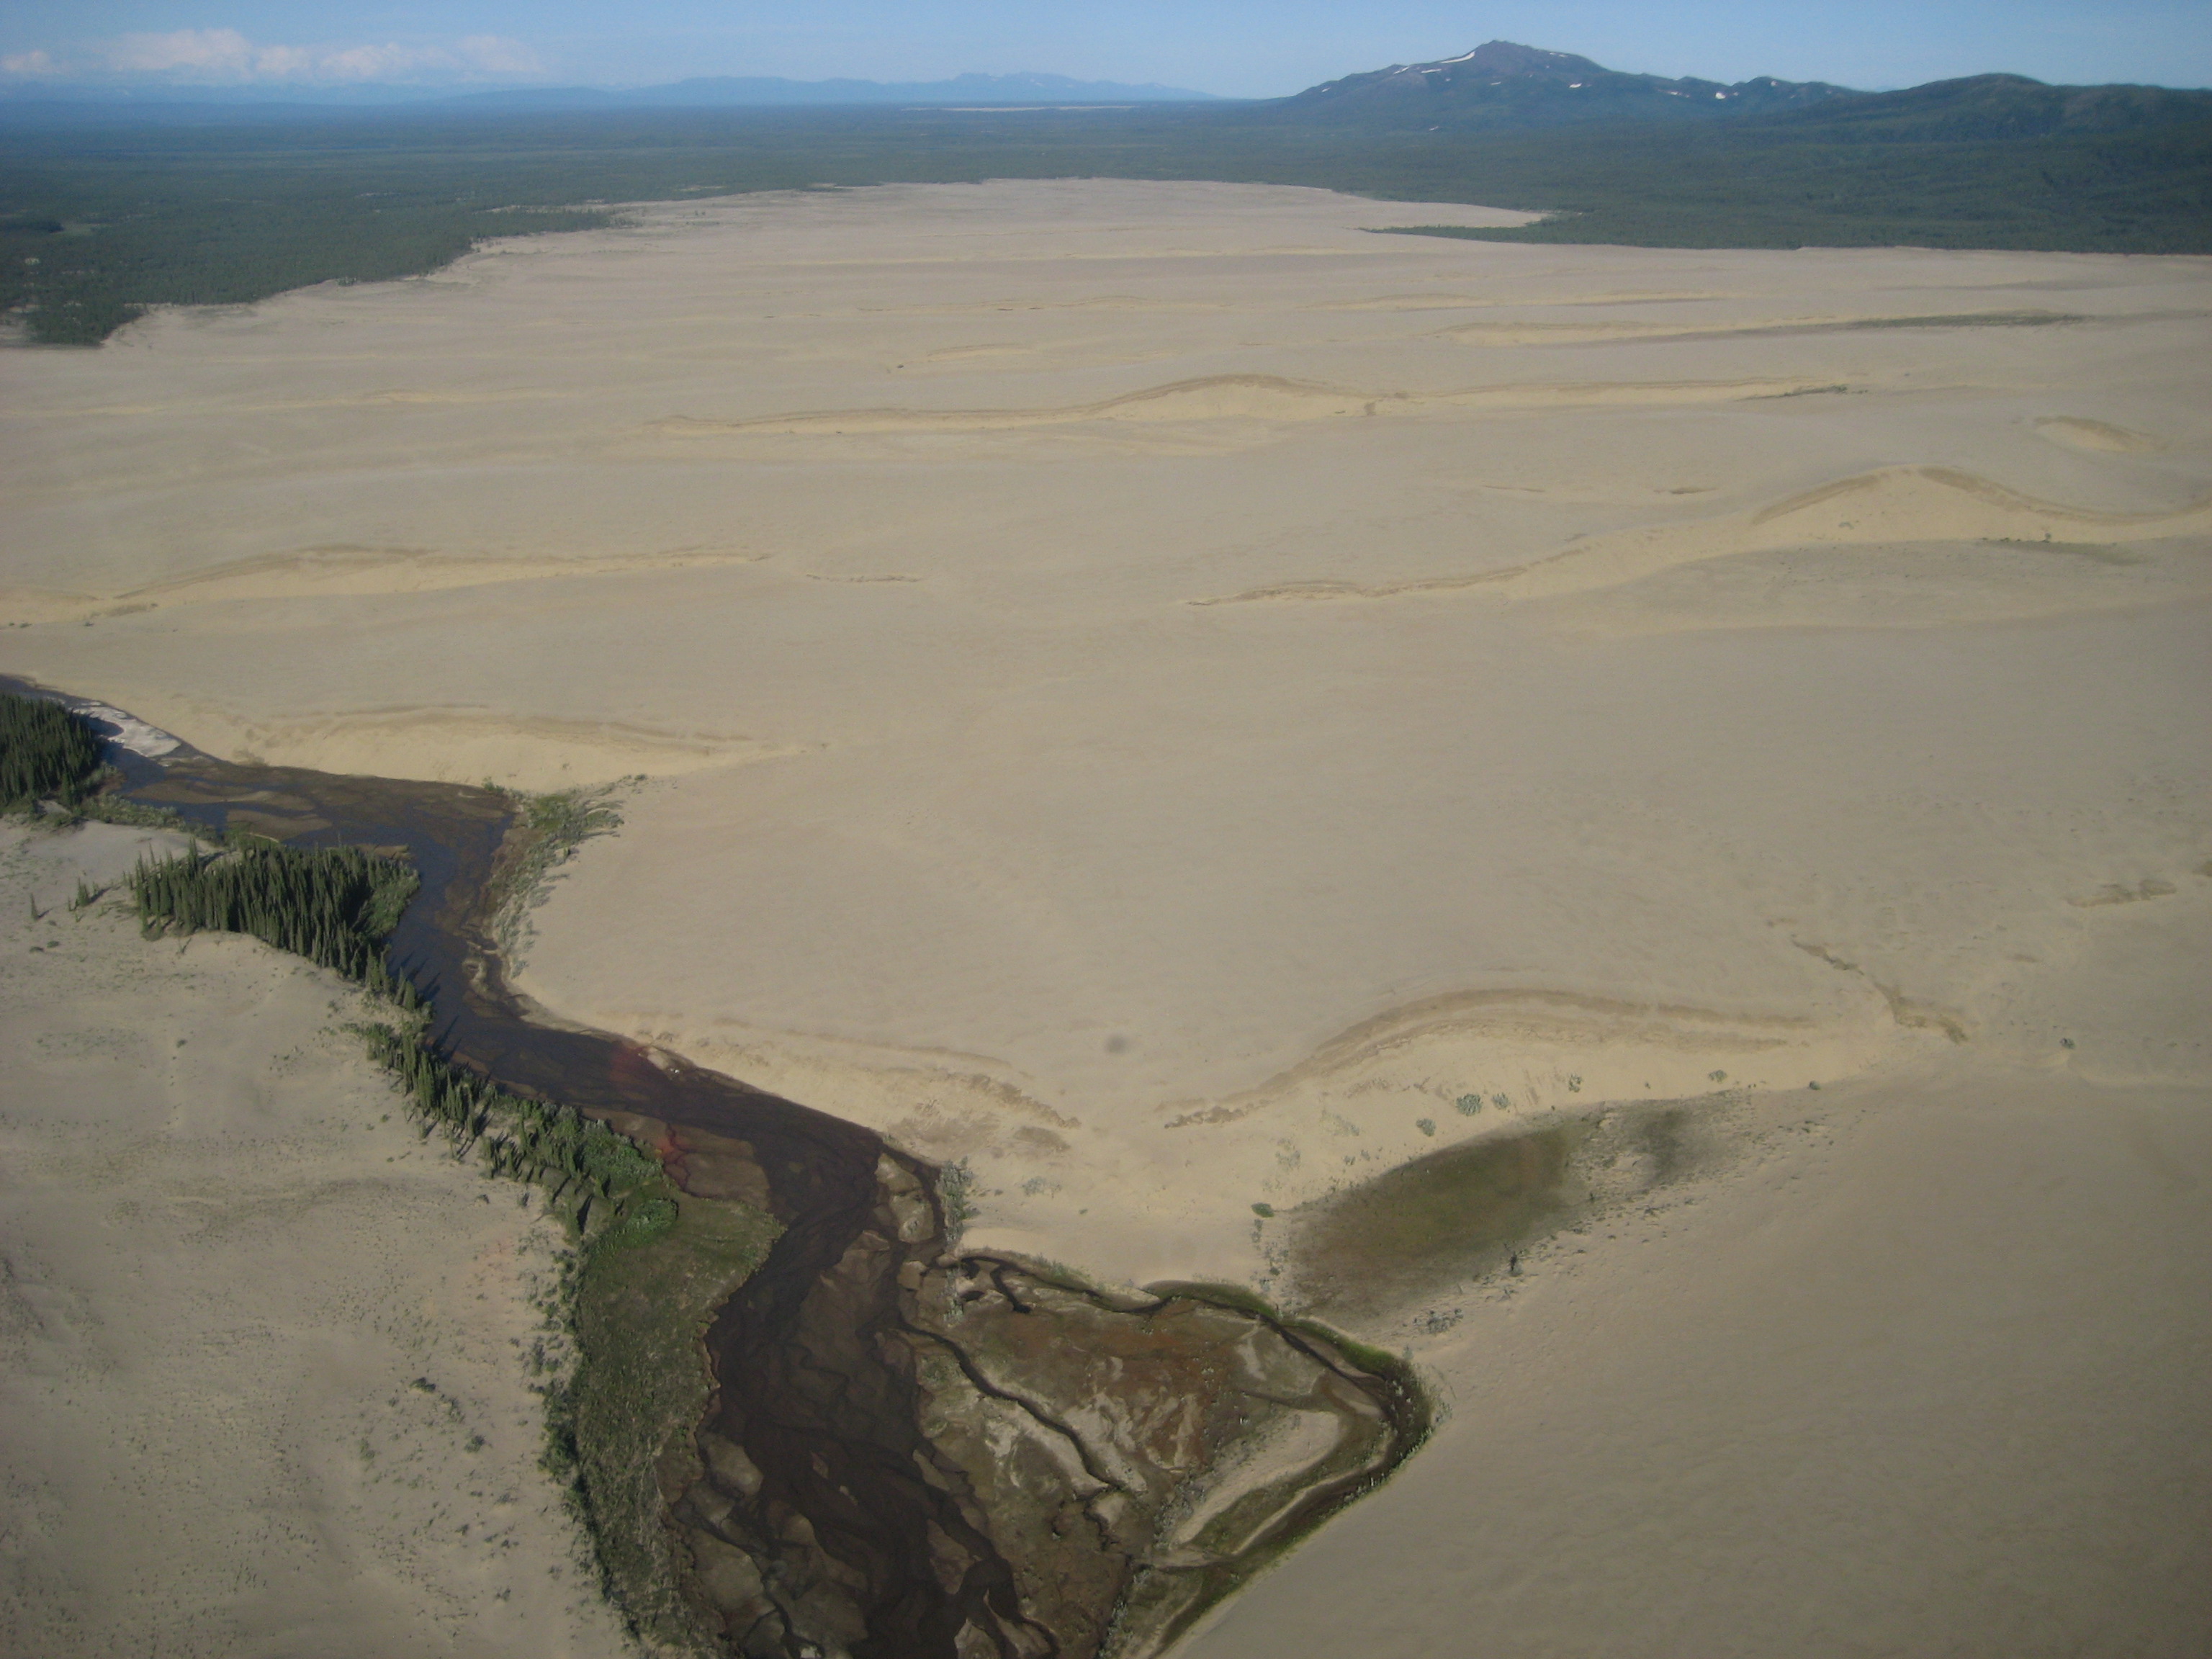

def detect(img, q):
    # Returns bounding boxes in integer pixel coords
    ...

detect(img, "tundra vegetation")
[483,780,629,964]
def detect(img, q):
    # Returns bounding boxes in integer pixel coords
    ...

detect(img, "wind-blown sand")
[0,824,629,1658]
[3,179,2208,1653]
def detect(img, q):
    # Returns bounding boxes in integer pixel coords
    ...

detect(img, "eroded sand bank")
[3,179,2208,1652]
[0,823,628,1658]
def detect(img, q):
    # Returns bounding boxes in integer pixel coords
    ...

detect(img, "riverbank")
[0,820,631,1658]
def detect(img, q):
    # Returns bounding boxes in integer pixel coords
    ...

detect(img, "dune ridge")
[0,544,768,627]
[1310,289,1743,311]
[1194,465,2212,610]
[1156,981,1917,1131]
[649,371,1848,439]
[1434,307,2087,346]
[2036,415,2164,453]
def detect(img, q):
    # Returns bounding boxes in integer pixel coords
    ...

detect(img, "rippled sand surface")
[3,179,2207,1654]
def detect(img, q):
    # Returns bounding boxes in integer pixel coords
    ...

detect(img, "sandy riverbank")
[2,177,2208,1653]
[0,822,629,1658]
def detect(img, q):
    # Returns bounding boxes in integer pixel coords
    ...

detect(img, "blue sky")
[4,2,2208,96]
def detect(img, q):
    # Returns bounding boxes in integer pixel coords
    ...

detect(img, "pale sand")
[1185,1056,2212,1659]
[0,824,629,1658]
[1,179,2208,1650]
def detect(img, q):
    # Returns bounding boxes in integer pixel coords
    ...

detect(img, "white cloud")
[7,27,545,84]
[104,27,256,76]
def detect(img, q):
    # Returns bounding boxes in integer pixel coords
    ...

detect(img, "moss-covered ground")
[554,1183,781,1651]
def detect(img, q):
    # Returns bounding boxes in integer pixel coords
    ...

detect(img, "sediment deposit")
[4,179,2207,1653]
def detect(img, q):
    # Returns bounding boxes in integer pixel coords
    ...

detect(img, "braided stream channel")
[14,678,1429,1659]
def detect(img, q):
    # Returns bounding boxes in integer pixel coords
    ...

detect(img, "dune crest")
[0,545,766,626]
[1157,984,1903,1131]
[2036,415,2164,453]
[651,374,1393,435]
[650,372,1844,441]
[1312,289,1740,312]
[1195,467,2212,608]
[1437,308,2082,346]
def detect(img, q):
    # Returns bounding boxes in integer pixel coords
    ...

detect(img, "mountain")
[1763,72,2212,140]
[1269,40,2212,138]
[1275,40,1851,128]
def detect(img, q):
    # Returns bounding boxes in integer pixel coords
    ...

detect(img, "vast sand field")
[4,179,2208,1653]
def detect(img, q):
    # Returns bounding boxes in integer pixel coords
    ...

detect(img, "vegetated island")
[4,39,2208,345]
[0,688,1428,1658]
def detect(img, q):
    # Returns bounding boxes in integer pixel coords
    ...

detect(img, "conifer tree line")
[127,830,672,1241]
[358,1022,667,1232]
[0,693,104,809]
[131,841,423,1002]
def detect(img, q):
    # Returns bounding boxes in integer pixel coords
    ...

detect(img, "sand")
[1186,1058,2212,1659]
[0,823,630,1658]
[2,178,2207,1653]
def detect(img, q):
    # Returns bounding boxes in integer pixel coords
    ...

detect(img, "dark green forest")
[3,84,2206,346]
[0,693,103,808]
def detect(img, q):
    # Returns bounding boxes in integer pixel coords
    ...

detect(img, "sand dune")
[870,295,1233,315]
[0,544,768,626]
[1310,289,1743,311]
[1435,307,2084,345]
[1540,535,2212,634]
[1510,464,2212,598]
[1158,987,1858,1129]
[650,372,1848,440]
[2037,413,2164,452]
[1197,466,2212,611]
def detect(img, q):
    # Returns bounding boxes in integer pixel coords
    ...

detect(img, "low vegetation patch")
[554,1177,779,1650]
[485,781,629,965]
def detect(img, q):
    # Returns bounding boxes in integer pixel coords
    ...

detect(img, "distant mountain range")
[0,70,1220,112]
[3,40,2205,138]
[1280,40,1851,126]
[1270,40,2212,137]
[445,72,1220,109]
